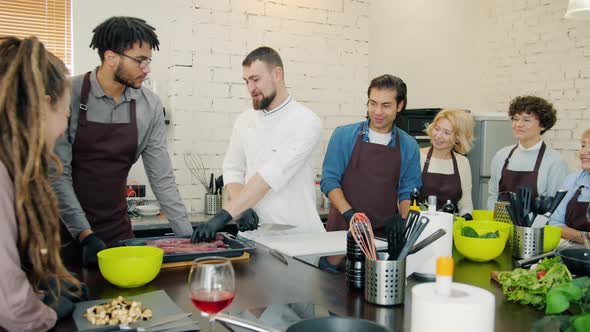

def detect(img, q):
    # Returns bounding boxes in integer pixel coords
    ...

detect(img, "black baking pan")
[119,232,256,263]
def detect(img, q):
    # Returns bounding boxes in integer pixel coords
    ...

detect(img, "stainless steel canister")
[364,253,405,306]
[512,225,544,259]
[205,193,221,215]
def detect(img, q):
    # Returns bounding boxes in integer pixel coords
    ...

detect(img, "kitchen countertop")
[57,245,544,331]
[131,208,331,231]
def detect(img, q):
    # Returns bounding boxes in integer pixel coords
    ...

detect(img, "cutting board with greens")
[491,257,573,308]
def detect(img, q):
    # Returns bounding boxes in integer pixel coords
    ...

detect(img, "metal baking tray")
[120,232,256,263]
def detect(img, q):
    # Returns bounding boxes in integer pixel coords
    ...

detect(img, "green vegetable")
[461,226,479,238]
[479,230,500,239]
[460,226,499,239]
[498,257,572,308]
[533,277,590,332]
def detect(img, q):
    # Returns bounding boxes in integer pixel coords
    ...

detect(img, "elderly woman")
[419,109,475,219]
[0,37,86,331]
[487,96,569,210]
[548,129,590,243]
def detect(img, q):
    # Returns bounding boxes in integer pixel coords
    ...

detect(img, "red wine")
[191,290,235,314]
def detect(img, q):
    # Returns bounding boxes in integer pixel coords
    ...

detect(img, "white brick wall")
[167,0,369,211]
[485,0,590,171]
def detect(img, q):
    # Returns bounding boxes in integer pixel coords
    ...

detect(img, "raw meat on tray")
[146,235,228,254]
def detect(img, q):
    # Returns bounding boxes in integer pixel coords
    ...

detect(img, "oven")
[395,108,442,147]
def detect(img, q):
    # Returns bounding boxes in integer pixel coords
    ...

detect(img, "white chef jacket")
[223,96,325,238]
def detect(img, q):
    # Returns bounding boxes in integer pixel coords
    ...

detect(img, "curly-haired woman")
[487,96,569,209]
[0,36,86,331]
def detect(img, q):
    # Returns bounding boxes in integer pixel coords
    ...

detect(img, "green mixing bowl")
[543,225,562,253]
[453,221,511,262]
[472,210,494,221]
[97,246,163,288]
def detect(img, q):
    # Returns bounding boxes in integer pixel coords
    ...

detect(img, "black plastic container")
[346,231,365,289]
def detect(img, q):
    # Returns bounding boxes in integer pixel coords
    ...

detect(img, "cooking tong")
[386,211,435,261]
[508,187,568,227]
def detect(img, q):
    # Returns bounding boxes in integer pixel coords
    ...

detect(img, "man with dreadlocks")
[52,16,193,267]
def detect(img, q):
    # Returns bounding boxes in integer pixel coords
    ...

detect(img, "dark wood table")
[56,246,544,331]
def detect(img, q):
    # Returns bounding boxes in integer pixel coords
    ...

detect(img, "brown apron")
[497,142,546,202]
[326,124,401,232]
[565,186,590,231]
[61,72,137,263]
[419,147,462,211]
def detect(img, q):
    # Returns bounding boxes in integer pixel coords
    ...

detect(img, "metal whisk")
[184,153,209,191]
[349,213,377,260]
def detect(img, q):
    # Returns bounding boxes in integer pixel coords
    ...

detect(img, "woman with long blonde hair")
[0,36,85,331]
[420,109,475,218]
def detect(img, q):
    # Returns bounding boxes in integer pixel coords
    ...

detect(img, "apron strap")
[501,144,519,172]
[78,71,92,127]
[422,146,433,176]
[451,150,460,175]
[532,141,547,173]
[352,124,367,169]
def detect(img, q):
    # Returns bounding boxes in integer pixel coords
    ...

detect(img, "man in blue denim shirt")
[321,75,421,232]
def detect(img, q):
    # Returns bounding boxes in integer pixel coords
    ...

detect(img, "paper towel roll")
[405,211,454,278]
[411,282,495,332]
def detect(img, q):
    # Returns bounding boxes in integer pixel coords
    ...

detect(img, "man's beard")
[252,90,276,110]
[114,64,142,89]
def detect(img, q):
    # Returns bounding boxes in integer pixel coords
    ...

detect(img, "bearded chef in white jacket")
[191,46,325,242]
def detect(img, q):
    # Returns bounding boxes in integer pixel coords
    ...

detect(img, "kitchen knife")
[258,223,296,231]
[268,248,289,265]
[143,320,199,332]
[514,251,556,268]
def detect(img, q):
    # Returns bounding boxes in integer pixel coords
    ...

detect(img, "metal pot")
[557,248,590,276]
[216,313,390,332]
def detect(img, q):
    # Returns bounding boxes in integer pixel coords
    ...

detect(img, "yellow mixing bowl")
[543,225,562,253]
[97,246,163,288]
[472,210,494,221]
[453,221,511,262]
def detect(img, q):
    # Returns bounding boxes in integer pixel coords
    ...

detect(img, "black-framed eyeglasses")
[118,52,152,69]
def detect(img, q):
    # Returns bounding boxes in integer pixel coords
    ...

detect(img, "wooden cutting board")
[490,271,507,283]
[161,252,250,268]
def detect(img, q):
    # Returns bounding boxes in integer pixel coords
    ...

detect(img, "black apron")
[498,142,546,202]
[420,147,462,211]
[61,71,138,264]
[565,186,590,231]
[326,124,401,232]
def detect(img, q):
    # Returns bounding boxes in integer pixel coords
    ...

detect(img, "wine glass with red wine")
[189,257,235,331]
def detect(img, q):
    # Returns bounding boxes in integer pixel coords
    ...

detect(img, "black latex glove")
[236,208,259,232]
[41,278,88,321]
[81,233,106,267]
[41,278,89,302]
[46,294,75,321]
[462,213,473,221]
[342,208,357,223]
[191,209,233,243]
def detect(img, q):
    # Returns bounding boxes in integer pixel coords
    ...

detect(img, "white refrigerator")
[467,113,515,209]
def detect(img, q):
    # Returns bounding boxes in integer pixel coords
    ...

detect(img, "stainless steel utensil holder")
[364,253,405,306]
[205,193,221,215]
[512,225,544,259]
